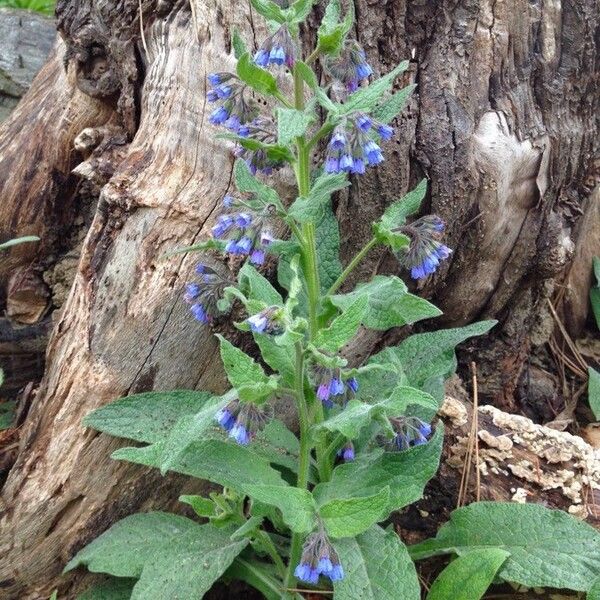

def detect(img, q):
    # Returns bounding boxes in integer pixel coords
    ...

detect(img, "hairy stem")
[327,237,379,295]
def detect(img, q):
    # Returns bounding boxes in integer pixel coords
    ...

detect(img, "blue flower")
[254,26,296,68]
[356,114,372,131]
[295,532,344,584]
[314,368,358,407]
[247,313,268,333]
[209,106,230,125]
[325,41,373,92]
[337,442,355,462]
[206,73,259,133]
[184,263,232,325]
[397,215,452,280]
[377,123,394,140]
[386,417,434,451]
[233,118,286,175]
[246,306,283,335]
[214,400,272,446]
[363,140,383,165]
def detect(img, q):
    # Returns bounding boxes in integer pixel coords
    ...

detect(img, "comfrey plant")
[65,2,600,599]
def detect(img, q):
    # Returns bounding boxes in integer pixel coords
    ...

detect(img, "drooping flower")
[324,40,373,92]
[246,306,284,335]
[324,115,394,175]
[313,366,358,408]
[233,118,286,175]
[212,197,276,265]
[184,264,232,324]
[294,530,344,584]
[206,73,259,134]
[254,25,297,69]
[214,399,272,446]
[337,441,355,462]
[396,215,452,279]
[382,416,433,451]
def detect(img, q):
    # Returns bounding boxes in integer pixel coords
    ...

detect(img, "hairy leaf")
[426,549,510,600]
[237,53,281,97]
[78,578,136,600]
[249,0,286,23]
[239,262,283,306]
[410,502,600,592]
[66,513,247,600]
[330,275,440,331]
[333,525,420,600]
[319,487,389,538]
[276,107,314,146]
[372,84,416,125]
[589,367,600,420]
[314,295,367,351]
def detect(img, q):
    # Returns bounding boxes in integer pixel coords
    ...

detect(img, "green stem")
[327,237,379,295]
[282,342,310,595]
[306,121,334,152]
[302,222,321,339]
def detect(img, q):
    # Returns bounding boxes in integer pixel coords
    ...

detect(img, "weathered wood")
[0,0,597,597]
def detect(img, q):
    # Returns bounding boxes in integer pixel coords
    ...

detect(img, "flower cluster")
[254,25,296,69]
[325,40,373,92]
[397,215,452,279]
[295,531,344,584]
[247,306,284,335]
[184,264,231,324]
[215,399,271,445]
[325,114,393,175]
[233,118,286,175]
[207,73,259,133]
[211,197,275,265]
[314,366,358,408]
[384,417,432,451]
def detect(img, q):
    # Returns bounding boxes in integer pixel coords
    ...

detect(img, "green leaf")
[239,262,283,306]
[373,179,427,248]
[251,419,300,474]
[276,107,314,146]
[236,52,280,97]
[410,502,600,593]
[339,61,409,115]
[316,426,443,515]
[179,495,216,517]
[234,160,284,209]
[319,487,389,538]
[588,577,600,600]
[230,516,264,541]
[295,60,318,90]
[330,275,441,331]
[232,29,247,59]
[78,578,137,600]
[370,321,496,394]
[0,400,15,430]
[255,334,296,386]
[249,0,286,23]
[589,367,600,420]
[426,549,510,600]
[227,558,299,600]
[316,197,343,292]
[288,172,348,222]
[217,335,271,400]
[82,390,215,444]
[65,513,248,600]
[372,84,416,124]
[288,0,316,22]
[314,295,367,352]
[113,439,290,490]
[317,0,354,55]
[244,485,316,533]
[0,235,40,251]
[316,387,437,440]
[333,525,420,600]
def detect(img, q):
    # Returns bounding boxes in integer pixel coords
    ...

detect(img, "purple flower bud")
[377,123,394,140]
[209,106,229,125]
[234,213,252,228]
[356,114,372,131]
[191,303,209,324]
[254,49,270,67]
[325,157,340,173]
[330,130,347,150]
[340,154,354,172]
[247,313,268,333]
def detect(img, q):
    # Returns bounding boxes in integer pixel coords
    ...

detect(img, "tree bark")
[0,0,598,598]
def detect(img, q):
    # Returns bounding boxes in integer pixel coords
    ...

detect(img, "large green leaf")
[589,577,600,600]
[234,160,283,210]
[243,485,316,533]
[316,0,353,56]
[319,487,389,538]
[113,439,290,490]
[372,84,416,125]
[239,262,283,306]
[314,295,367,352]
[410,502,600,593]
[426,549,510,600]
[65,513,247,600]
[589,367,600,420]
[288,172,348,223]
[316,198,342,292]
[276,107,314,146]
[78,578,136,600]
[250,0,286,22]
[315,386,437,440]
[333,525,420,600]
[315,426,443,515]
[330,275,441,331]
[369,321,496,397]
[237,52,281,96]
[82,390,216,444]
